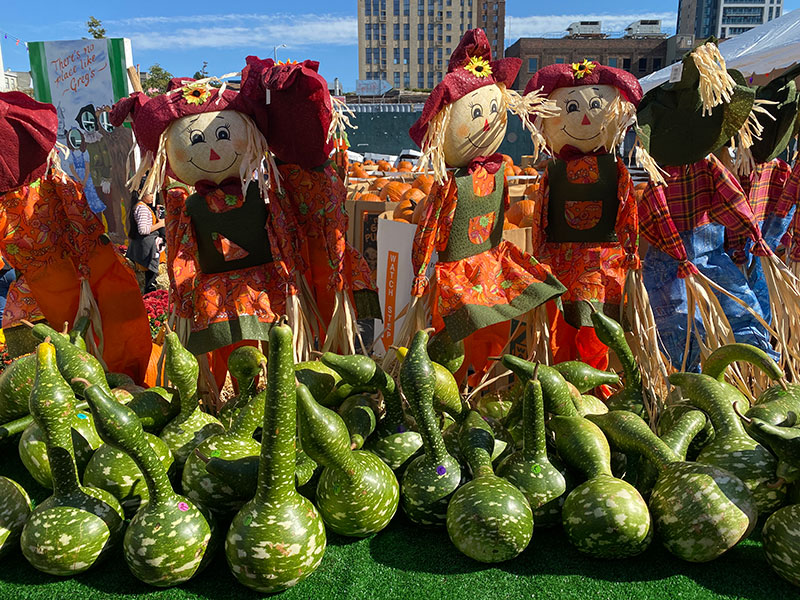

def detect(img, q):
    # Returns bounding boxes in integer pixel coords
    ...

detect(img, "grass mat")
[1,444,793,600]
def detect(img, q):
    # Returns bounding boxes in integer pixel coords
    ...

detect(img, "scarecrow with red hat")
[405,29,566,386]
[0,91,152,380]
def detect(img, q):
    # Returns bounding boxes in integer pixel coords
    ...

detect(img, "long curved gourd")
[391,346,463,421]
[297,384,399,536]
[550,415,652,558]
[670,372,786,513]
[426,329,465,374]
[0,476,32,558]
[553,361,620,394]
[160,332,224,469]
[182,391,265,513]
[658,402,715,460]
[294,360,359,408]
[338,394,378,450]
[447,410,532,562]
[225,319,326,593]
[501,355,580,417]
[322,352,423,472]
[400,330,461,526]
[588,410,758,562]
[127,387,179,434]
[741,416,800,484]
[20,343,124,576]
[590,310,644,415]
[763,504,800,587]
[218,345,266,429]
[497,377,566,522]
[82,382,214,587]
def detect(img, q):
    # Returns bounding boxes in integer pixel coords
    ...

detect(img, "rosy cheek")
[456,124,470,139]
[171,147,189,163]
[232,138,248,153]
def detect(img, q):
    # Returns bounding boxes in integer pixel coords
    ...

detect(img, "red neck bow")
[466,153,504,174]
[194,177,244,199]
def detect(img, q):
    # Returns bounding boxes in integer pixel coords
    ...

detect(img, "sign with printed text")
[355,79,392,96]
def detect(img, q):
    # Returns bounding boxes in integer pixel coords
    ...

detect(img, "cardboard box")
[346,200,399,274]
[521,155,536,169]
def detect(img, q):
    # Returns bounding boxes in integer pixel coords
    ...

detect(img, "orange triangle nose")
[581,115,591,126]
[209,148,221,161]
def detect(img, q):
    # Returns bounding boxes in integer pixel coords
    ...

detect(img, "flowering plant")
[143,289,169,340]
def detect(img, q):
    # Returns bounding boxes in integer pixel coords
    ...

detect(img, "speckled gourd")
[225,319,326,594]
[160,332,224,469]
[127,387,179,434]
[297,384,399,536]
[762,503,800,587]
[497,376,566,520]
[741,416,800,484]
[426,329,464,374]
[670,372,785,513]
[550,414,652,558]
[391,346,464,421]
[501,355,580,417]
[588,410,757,562]
[82,382,214,587]
[337,394,378,450]
[182,390,265,513]
[20,343,124,576]
[590,310,644,416]
[446,410,533,562]
[0,476,32,558]
[295,360,362,408]
[553,361,620,394]
[0,353,36,422]
[400,330,461,526]
[321,352,423,472]
[218,345,266,430]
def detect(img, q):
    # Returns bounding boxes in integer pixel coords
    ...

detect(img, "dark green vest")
[545,154,619,243]
[184,182,273,274]
[438,168,506,263]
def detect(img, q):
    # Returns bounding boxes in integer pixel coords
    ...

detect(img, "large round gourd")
[763,504,800,587]
[0,476,32,558]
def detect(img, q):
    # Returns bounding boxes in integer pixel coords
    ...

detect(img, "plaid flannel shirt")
[779,159,800,262]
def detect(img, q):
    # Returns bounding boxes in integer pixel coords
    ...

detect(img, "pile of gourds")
[1,309,799,594]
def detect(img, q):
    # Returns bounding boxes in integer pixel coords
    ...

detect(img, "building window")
[447,10,452,17]
[653,57,662,71]
[404,72,410,88]
[428,48,434,64]
[394,23,400,40]
[418,24,424,40]
[365,23,371,41]
[404,47,410,64]
[622,57,631,70]
[365,1,371,16]
[446,47,451,54]
[638,57,647,71]
[607,57,617,68]
[393,0,399,16]
[428,72,434,87]
[528,57,538,72]
[418,2,424,15]
[394,47,400,64]
[366,50,372,64]
[554,57,565,64]
[418,71,424,88]
[404,0,410,15]
[447,23,452,30]
[483,14,487,22]
[404,23,410,40]
[394,71,401,87]
[428,24,434,40]
[418,48,424,64]
[446,35,452,42]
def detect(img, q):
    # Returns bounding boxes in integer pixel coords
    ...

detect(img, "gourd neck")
[587,411,678,471]
[416,398,451,464]
[550,415,613,480]
[381,381,405,430]
[522,379,548,463]
[669,373,746,438]
[660,410,707,460]
[228,390,266,439]
[49,441,82,497]
[459,411,495,479]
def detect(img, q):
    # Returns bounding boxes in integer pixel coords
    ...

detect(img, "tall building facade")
[677,0,783,39]
[357,0,505,91]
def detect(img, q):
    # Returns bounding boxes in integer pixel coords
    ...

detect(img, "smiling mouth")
[560,126,600,142]
[189,154,239,174]
[466,134,495,150]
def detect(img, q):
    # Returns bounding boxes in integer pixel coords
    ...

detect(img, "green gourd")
[573,394,609,417]
[658,402,715,460]
[83,432,173,517]
[0,476,32,558]
[762,504,800,587]
[225,319,326,593]
[82,382,214,587]
[739,416,800,484]
[338,394,378,450]
[670,372,786,513]
[20,343,124,576]
[106,372,136,389]
[553,361,620,393]
[501,355,580,417]
[701,342,784,382]
[392,346,464,421]
[588,410,758,562]
[446,410,533,562]
[295,360,346,407]
[550,415,652,558]
[497,376,566,517]
[399,330,461,526]
[127,387,179,434]
[297,384,399,536]
[426,329,464,374]
[160,332,224,469]
[182,391,265,514]
[218,345,266,429]
[0,353,36,421]
[67,315,90,352]
[590,310,644,415]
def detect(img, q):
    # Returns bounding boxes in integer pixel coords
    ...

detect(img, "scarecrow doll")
[405,29,566,386]
[0,91,152,380]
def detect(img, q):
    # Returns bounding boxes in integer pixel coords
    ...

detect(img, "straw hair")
[732,99,775,176]
[286,280,319,362]
[600,93,636,152]
[328,95,358,144]
[320,289,364,356]
[525,304,552,365]
[415,104,453,184]
[760,252,800,380]
[692,42,735,116]
[76,279,107,370]
[633,141,668,186]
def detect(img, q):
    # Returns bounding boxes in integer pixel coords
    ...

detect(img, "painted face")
[442,84,508,167]
[165,110,250,186]
[542,84,620,155]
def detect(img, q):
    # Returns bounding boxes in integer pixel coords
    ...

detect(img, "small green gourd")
[501,354,580,417]
[590,310,644,415]
[218,345,266,429]
[0,353,36,421]
[553,361,620,393]
[749,383,800,436]
[426,329,464,374]
[225,319,326,594]
[658,402,715,459]
[338,394,378,450]
[160,332,224,469]
[295,360,349,407]
[127,387,179,434]
[588,410,758,562]
[446,410,533,562]
[20,343,124,576]
[0,476,32,558]
[739,415,800,484]
[399,331,461,526]
[82,382,214,587]
[182,391,265,513]
[297,384,399,536]
[105,372,136,389]
[67,316,90,352]
[550,415,652,558]
[392,346,464,421]
[762,504,800,587]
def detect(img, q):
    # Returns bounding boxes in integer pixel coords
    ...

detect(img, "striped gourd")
[218,345,266,430]
[0,476,32,558]
[82,382,214,587]
[20,343,124,576]
[763,504,800,587]
[225,319,326,593]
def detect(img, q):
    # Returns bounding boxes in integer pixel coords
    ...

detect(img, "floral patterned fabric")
[1,275,44,328]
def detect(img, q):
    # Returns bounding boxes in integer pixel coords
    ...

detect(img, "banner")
[28,38,134,243]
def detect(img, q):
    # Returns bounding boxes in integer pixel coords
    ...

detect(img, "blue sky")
[2,0,798,91]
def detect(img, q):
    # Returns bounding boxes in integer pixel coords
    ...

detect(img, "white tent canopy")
[640,9,800,92]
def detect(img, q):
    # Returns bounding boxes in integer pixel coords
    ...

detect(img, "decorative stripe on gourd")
[81,380,215,587]
[0,476,32,558]
[159,332,224,469]
[446,410,533,563]
[400,330,462,526]
[297,384,399,537]
[20,343,125,576]
[588,410,757,562]
[670,372,786,513]
[225,318,326,594]
[590,310,644,416]
[762,503,800,587]
[550,415,652,558]
[218,345,266,430]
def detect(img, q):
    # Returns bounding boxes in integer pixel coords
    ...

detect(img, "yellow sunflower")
[464,55,493,78]
[572,59,596,79]
[183,82,212,105]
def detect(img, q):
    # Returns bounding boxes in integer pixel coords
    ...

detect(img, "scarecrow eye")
[216,126,230,141]
[490,100,499,114]
[566,100,580,114]
[471,105,483,120]
[589,98,602,110]
[189,131,205,145]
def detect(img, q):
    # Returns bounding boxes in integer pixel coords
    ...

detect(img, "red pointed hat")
[0,91,59,194]
[524,61,643,106]
[410,29,521,147]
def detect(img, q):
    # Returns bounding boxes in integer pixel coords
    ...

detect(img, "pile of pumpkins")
[0,311,799,595]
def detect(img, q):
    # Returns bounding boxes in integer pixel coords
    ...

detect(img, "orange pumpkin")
[523,182,540,199]
[369,177,390,192]
[380,181,412,202]
[513,165,522,175]
[522,167,538,176]
[398,160,413,171]
[412,174,434,195]
[359,193,383,202]
[503,220,518,230]
[504,163,516,178]
[411,193,429,224]
[351,165,369,178]
[501,154,514,166]
[506,199,537,227]
[377,160,392,171]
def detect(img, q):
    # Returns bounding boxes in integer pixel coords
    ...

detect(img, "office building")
[677,0,783,39]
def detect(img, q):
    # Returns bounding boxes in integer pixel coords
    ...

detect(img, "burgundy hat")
[409,29,521,148]
[0,91,59,195]
[524,61,643,106]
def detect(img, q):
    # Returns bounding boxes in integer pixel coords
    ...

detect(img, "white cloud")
[506,12,678,39]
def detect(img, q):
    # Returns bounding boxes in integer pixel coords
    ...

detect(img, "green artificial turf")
[0,443,794,600]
